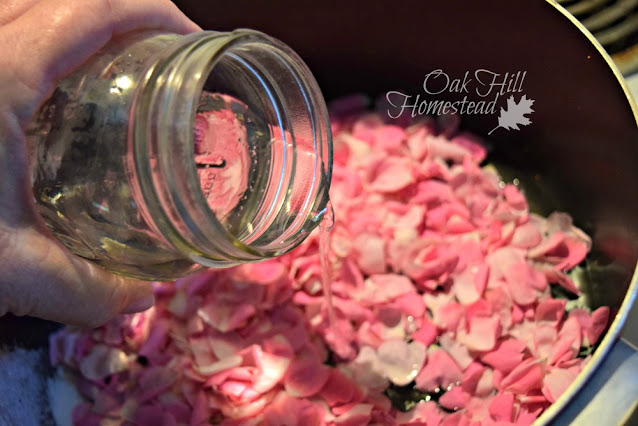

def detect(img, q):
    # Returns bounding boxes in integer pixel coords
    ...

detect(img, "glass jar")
[26,30,332,280]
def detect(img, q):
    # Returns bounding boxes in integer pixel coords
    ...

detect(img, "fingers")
[0,0,42,25]
[105,0,202,36]
[0,226,154,328]
[2,0,201,125]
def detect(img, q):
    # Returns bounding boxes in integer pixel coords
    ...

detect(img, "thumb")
[0,226,154,328]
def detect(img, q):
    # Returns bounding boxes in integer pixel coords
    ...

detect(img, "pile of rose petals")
[50,101,609,425]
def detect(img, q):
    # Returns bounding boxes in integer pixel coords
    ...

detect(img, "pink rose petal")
[459,315,500,352]
[319,369,362,407]
[499,358,544,394]
[438,386,470,411]
[377,340,426,386]
[415,348,464,393]
[284,358,331,398]
[481,339,526,374]
[488,392,515,422]
[542,368,578,403]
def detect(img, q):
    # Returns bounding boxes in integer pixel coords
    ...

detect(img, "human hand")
[0,0,200,327]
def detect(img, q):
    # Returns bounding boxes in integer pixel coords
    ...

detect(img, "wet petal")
[377,340,426,386]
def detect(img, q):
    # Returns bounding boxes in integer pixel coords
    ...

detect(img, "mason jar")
[26,29,332,280]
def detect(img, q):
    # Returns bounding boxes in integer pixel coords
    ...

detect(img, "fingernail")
[123,295,155,314]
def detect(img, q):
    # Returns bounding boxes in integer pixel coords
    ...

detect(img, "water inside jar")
[193,91,326,249]
[194,93,254,222]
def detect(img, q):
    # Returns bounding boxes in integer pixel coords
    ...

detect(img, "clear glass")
[26,30,332,280]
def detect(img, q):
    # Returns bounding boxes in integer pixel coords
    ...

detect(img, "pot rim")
[537,1,638,424]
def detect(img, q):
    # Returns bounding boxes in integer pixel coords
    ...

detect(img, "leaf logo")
[488,95,535,135]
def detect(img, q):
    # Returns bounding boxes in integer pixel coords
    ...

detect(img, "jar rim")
[132,29,332,264]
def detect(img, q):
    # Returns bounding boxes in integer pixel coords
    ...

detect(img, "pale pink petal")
[450,133,486,163]
[373,125,407,152]
[197,302,256,333]
[459,362,486,394]
[548,335,577,366]
[406,127,431,161]
[545,212,592,251]
[334,403,374,426]
[352,114,383,144]
[49,329,79,366]
[475,368,496,398]
[556,237,589,270]
[353,233,387,275]
[253,346,292,394]
[503,184,527,210]
[136,366,177,403]
[459,315,500,352]
[262,392,324,426]
[369,156,415,193]
[487,247,527,280]
[363,274,414,304]
[415,348,464,393]
[464,299,493,323]
[515,406,544,425]
[411,318,438,348]
[439,386,470,412]
[505,261,545,306]
[432,302,464,332]
[541,368,578,403]
[499,358,544,394]
[345,346,389,392]
[488,392,515,422]
[480,339,526,374]
[543,268,581,295]
[284,358,331,398]
[535,298,566,326]
[193,355,243,376]
[439,333,474,370]
[533,325,558,361]
[216,389,276,420]
[394,292,426,319]
[426,135,471,162]
[412,180,454,207]
[438,411,465,426]
[451,267,481,305]
[511,221,543,249]
[78,344,129,381]
[139,319,169,358]
[377,340,426,386]
[319,369,362,407]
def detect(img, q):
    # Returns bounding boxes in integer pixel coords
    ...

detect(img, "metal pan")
[170,0,638,423]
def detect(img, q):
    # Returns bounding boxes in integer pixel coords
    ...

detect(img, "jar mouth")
[134,30,332,264]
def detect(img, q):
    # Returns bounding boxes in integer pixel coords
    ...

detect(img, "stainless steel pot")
[2,0,637,424]
[169,0,638,423]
